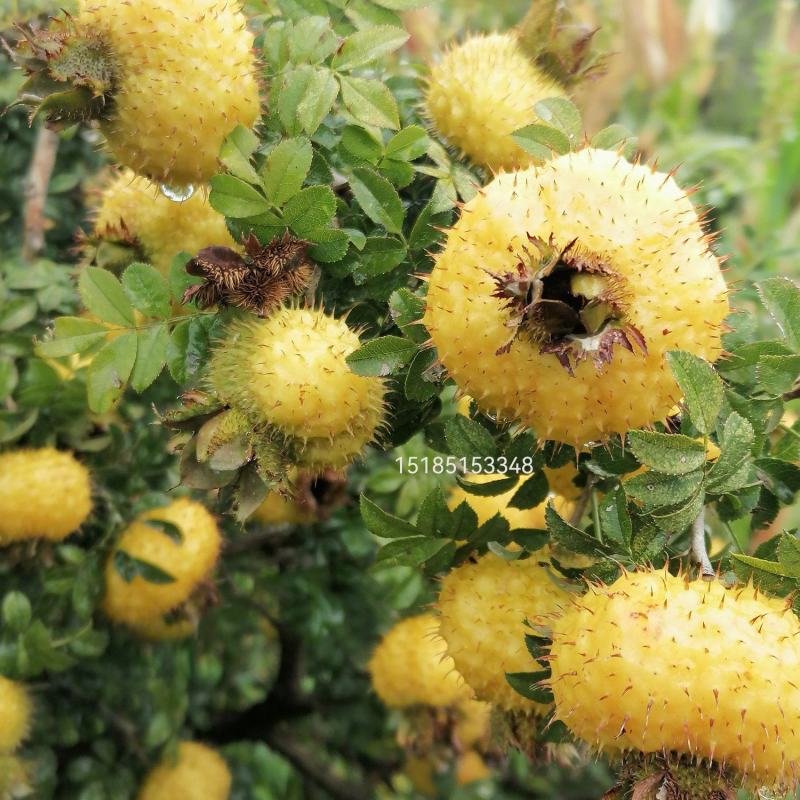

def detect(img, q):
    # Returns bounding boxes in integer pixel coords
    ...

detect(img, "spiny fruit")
[253,491,312,525]
[368,614,471,709]
[208,308,387,470]
[0,678,31,753]
[88,170,235,274]
[103,498,221,627]
[456,750,491,785]
[128,615,197,642]
[424,32,565,171]
[0,754,28,797]
[453,698,492,747]
[548,570,800,790]
[423,148,729,446]
[23,0,259,184]
[137,741,231,800]
[449,468,577,530]
[0,448,92,543]
[437,551,570,713]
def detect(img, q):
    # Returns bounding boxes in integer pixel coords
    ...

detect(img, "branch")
[570,476,595,527]
[21,124,59,261]
[691,508,714,578]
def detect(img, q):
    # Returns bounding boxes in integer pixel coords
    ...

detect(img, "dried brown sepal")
[292,470,348,522]
[183,232,314,316]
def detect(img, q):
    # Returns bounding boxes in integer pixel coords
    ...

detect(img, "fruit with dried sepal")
[85,170,235,274]
[103,498,221,627]
[17,0,259,185]
[437,551,570,712]
[137,741,231,800]
[548,570,800,793]
[0,448,91,543]
[425,32,566,172]
[423,148,729,445]
[0,678,31,753]
[368,614,471,709]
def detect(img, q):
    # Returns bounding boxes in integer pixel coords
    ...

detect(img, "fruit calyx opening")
[490,235,646,375]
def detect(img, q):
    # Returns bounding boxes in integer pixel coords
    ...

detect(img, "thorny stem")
[22,124,59,261]
[591,488,603,544]
[691,508,715,578]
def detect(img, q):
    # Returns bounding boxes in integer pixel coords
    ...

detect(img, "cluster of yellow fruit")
[0,678,32,796]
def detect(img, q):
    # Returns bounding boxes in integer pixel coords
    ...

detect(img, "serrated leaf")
[130,323,169,392]
[624,469,704,509]
[166,316,215,384]
[591,124,634,151]
[649,490,704,534]
[449,500,478,539]
[628,431,706,475]
[283,185,336,237]
[219,125,260,183]
[513,528,549,552]
[508,472,549,510]
[360,494,418,538]
[332,25,409,71]
[0,358,17,401]
[757,277,800,350]
[755,457,800,501]
[456,474,517,496]
[730,552,794,578]
[339,75,400,129]
[468,513,511,547]
[87,332,137,413]
[297,67,339,134]
[388,289,427,343]
[778,534,800,577]
[78,267,135,327]
[666,351,723,434]
[288,16,338,64]
[349,167,404,233]
[546,503,607,556]
[346,335,416,376]
[121,263,170,319]
[352,237,406,282]
[341,125,383,162]
[630,526,669,564]
[384,125,429,161]
[534,97,582,147]
[415,487,450,537]
[707,412,754,491]
[444,416,496,459]
[597,486,632,548]
[262,137,313,206]
[375,536,451,567]
[0,298,36,331]
[757,354,800,395]
[512,123,570,155]
[505,671,553,704]
[209,175,271,218]
[404,347,438,402]
[36,316,109,358]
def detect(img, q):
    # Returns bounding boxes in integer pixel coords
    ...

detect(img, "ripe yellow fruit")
[0,678,31,753]
[128,615,197,642]
[208,309,387,468]
[424,148,729,446]
[453,698,492,747]
[368,614,470,709]
[425,33,565,171]
[437,552,569,713]
[103,498,221,626]
[77,0,259,184]
[449,471,576,530]
[0,754,28,797]
[252,491,311,525]
[404,755,436,796]
[456,750,491,785]
[0,448,91,543]
[137,741,231,800]
[91,170,235,274]
[549,570,800,789]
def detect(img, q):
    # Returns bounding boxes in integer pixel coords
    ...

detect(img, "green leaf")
[346,335,416,376]
[512,123,570,156]
[87,332,137,413]
[625,469,704,510]
[351,237,406,283]
[332,25,409,71]
[113,551,176,585]
[341,125,383,162]
[388,289,427,343]
[375,536,452,568]
[755,458,800,500]
[219,125,260,184]
[36,316,108,358]
[757,354,800,395]
[2,592,31,632]
[598,486,632,548]
[757,277,800,350]
[666,351,723,434]
[308,228,350,263]
[143,518,184,544]
[283,185,336,237]
[415,487,450,538]
[339,75,400,129]
[349,167,404,233]
[534,97,583,148]
[468,514,510,547]
[778,534,800,577]
[371,0,428,9]
[121,263,170,319]
[505,671,553,704]
[546,503,608,556]
[166,316,215,384]
[707,413,754,491]
[444,416,497,459]
[0,358,17,401]
[650,490,705,534]
[209,175,271,218]
[456,474,517,496]
[508,472,549,510]
[360,494,418,538]
[591,124,635,151]
[168,252,199,302]
[513,529,549,552]
[627,431,706,475]
[288,16,338,64]
[78,267,135,327]
[262,137,313,206]
[0,298,36,331]
[730,552,794,578]
[297,67,339,135]
[385,126,429,161]
[404,347,438,402]
[130,323,169,392]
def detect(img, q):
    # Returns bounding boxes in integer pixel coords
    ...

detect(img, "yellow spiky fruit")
[91,170,235,274]
[368,614,471,709]
[453,698,492,747]
[0,754,28,797]
[103,498,221,627]
[424,148,729,446]
[549,570,800,790]
[0,678,31,753]
[73,0,259,185]
[252,491,311,525]
[0,448,92,543]
[137,742,231,800]
[456,750,491,785]
[449,472,576,530]
[208,309,387,469]
[437,552,569,713]
[425,33,566,171]
[128,615,197,642]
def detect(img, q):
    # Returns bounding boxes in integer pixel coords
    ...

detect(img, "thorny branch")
[691,508,715,578]
[21,124,59,261]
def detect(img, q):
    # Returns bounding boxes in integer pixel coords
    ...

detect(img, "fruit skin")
[0,448,92,543]
[103,498,221,626]
[449,471,576,530]
[424,32,565,171]
[252,491,312,525]
[208,309,386,466]
[0,678,31,753]
[128,615,197,642]
[91,170,235,274]
[437,552,569,713]
[137,741,231,800]
[368,614,471,709]
[453,698,491,747]
[78,0,260,185]
[0,754,28,797]
[549,570,800,789]
[456,750,491,785]
[424,148,729,446]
